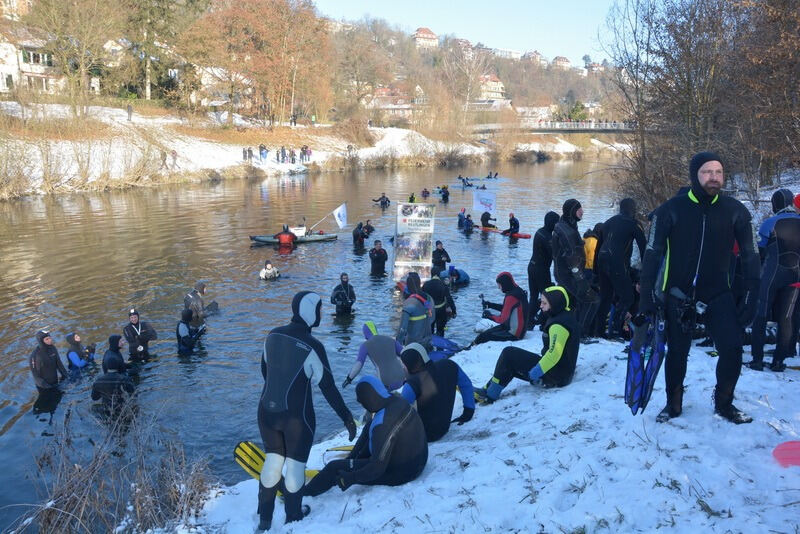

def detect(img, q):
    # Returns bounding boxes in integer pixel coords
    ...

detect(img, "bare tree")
[440,40,490,131]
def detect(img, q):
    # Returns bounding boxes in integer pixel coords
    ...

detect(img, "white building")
[552,56,571,70]
[0,19,64,94]
[413,27,438,49]
[478,74,506,100]
[493,48,522,60]
[522,50,548,67]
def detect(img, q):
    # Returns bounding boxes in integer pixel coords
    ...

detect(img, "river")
[0,158,619,529]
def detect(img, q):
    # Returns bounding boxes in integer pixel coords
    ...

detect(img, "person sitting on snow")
[474,286,580,404]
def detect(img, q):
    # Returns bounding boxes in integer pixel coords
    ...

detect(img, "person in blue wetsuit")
[256,291,357,531]
[303,376,428,497]
[463,214,474,232]
[501,212,520,236]
[400,343,474,441]
[474,286,580,404]
[442,266,470,286]
[65,333,95,377]
[457,208,466,228]
[342,322,407,391]
[757,189,796,259]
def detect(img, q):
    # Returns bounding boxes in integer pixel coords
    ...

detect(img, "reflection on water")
[0,158,618,529]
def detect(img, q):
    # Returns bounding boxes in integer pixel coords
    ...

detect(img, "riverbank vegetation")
[605,0,800,213]
[9,405,214,533]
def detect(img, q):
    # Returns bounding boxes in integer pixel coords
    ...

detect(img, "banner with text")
[473,190,497,214]
[393,203,436,281]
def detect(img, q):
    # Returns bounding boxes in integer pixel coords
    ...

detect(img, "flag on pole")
[332,202,347,229]
[473,190,497,213]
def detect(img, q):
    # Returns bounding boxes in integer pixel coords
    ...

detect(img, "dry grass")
[172,123,346,151]
[8,402,215,533]
[0,113,112,141]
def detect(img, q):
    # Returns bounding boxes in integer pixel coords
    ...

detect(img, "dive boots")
[655,386,683,423]
[713,386,753,424]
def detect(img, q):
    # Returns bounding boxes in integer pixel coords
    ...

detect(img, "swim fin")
[233,441,319,484]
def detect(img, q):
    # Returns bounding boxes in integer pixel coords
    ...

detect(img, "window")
[5,75,12,90]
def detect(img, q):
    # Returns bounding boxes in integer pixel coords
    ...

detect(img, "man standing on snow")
[639,152,760,424]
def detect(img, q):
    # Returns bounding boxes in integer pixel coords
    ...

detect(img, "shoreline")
[0,102,624,201]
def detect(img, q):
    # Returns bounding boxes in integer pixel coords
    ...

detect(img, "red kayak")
[479,226,531,239]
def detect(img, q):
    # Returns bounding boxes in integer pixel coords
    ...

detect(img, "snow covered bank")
[192,337,799,533]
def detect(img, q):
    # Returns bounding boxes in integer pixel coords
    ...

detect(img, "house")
[478,74,506,100]
[522,50,549,67]
[413,27,438,49]
[492,48,522,61]
[453,38,473,60]
[587,62,604,74]
[551,56,571,70]
[364,85,414,120]
[0,19,64,93]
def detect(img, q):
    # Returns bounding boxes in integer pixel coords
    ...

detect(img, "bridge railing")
[519,120,635,130]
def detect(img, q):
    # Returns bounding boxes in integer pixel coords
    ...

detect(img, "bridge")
[472,121,635,134]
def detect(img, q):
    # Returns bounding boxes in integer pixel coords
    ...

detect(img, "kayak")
[479,226,531,239]
[249,233,338,245]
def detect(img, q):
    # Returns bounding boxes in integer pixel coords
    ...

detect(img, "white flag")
[332,202,347,229]
[473,190,497,213]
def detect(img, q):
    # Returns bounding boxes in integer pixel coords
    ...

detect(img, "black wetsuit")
[422,276,456,336]
[528,212,559,324]
[751,215,800,368]
[369,247,388,275]
[552,202,598,334]
[91,370,135,411]
[640,153,760,419]
[29,332,67,391]
[502,216,520,236]
[176,309,204,355]
[431,248,451,277]
[352,223,368,246]
[331,281,356,315]
[123,320,157,362]
[373,195,390,208]
[400,344,474,442]
[474,272,529,344]
[440,188,449,202]
[595,199,646,337]
[102,335,127,374]
[304,376,427,496]
[480,212,496,228]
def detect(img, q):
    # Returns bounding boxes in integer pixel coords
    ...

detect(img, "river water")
[0,158,618,529]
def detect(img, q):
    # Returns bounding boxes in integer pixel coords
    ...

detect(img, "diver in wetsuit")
[422,273,456,336]
[431,240,451,274]
[331,273,356,315]
[373,193,391,208]
[176,309,205,355]
[400,343,474,441]
[273,225,298,247]
[480,211,496,229]
[342,322,406,390]
[501,212,520,236]
[458,208,466,228]
[102,335,128,374]
[260,260,280,280]
[184,281,218,328]
[352,222,368,247]
[749,193,800,371]
[473,272,529,345]
[256,291,357,530]
[30,330,68,391]
[91,351,135,413]
[396,272,434,350]
[528,211,559,328]
[303,376,427,497]
[595,198,646,338]
[369,240,388,276]
[123,308,157,362]
[474,286,580,403]
[65,332,95,376]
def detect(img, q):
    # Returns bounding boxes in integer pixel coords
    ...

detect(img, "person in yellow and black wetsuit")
[474,286,579,404]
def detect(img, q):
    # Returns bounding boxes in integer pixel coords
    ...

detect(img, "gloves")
[736,284,757,327]
[344,416,357,441]
[482,309,494,319]
[528,365,544,382]
[451,407,474,425]
[341,376,352,389]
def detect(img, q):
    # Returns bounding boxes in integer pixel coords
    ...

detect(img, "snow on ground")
[191,337,800,533]
[517,136,580,155]
[357,127,485,161]
[590,138,632,153]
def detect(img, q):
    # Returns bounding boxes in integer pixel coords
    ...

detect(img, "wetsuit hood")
[544,211,559,232]
[194,281,206,293]
[355,375,391,412]
[340,272,349,284]
[771,188,794,214]
[181,308,194,323]
[543,286,570,315]
[66,333,82,352]
[362,321,378,339]
[108,334,122,352]
[496,271,517,293]
[562,199,582,225]
[400,342,430,374]
[35,330,50,348]
[688,151,723,203]
[291,291,322,329]
[406,272,422,295]
[619,198,636,218]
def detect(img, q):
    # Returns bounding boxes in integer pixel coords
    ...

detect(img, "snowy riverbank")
[0,102,613,198]
[186,336,799,533]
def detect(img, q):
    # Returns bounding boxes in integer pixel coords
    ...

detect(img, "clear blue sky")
[313,0,616,66]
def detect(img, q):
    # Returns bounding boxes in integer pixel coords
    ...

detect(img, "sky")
[313,0,617,66]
